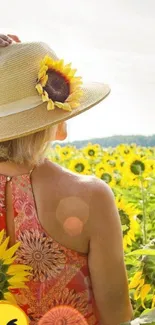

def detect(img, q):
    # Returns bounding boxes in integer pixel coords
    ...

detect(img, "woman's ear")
[55,122,67,141]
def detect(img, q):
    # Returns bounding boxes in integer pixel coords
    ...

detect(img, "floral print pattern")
[38,306,88,325]
[0,173,99,324]
[16,229,67,281]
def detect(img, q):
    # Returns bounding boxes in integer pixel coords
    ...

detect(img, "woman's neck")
[0,161,34,177]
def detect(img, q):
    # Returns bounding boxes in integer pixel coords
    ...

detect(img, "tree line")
[53,135,155,148]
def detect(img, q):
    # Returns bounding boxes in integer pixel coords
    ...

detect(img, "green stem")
[140,177,147,245]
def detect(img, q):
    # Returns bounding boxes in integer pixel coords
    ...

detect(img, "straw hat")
[0,42,110,142]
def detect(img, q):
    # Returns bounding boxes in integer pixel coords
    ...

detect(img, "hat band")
[0,96,42,117]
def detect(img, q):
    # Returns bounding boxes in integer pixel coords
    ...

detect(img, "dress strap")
[29,165,36,176]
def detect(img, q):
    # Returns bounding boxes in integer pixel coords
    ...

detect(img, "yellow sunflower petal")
[0,237,9,257]
[68,69,77,78]
[57,59,64,70]
[62,64,72,75]
[7,268,32,276]
[69,101,80,109]
[134,285,141,300]
[42,91,49,102]
[66,90,83,102]
[52,59,63,71]
[127,236,132,246]
[8,264,32,274]
[41,65,48,72]
[47,100,54,111]
[4,292,17,304]
[2,242,20,260]
[38,69,46,80]
[9,277,29,288]
[46,57,55,67]
[70,84,80,93]
[4,256,17,265]
[42,55,49,65]
[55,102,72,111]
[40,74,48,87]
[128,230,135,241]
[9,275,30,283]
[36,83,43,95]
[0,229,5,245]
[129,271,142,289]
[123,237,127,250]
[140,284,151,308]
[70,76,83,84]
[9,284,28,289]
[138,278,145,288]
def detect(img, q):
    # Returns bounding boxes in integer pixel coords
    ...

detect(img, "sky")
[1,0,155,141]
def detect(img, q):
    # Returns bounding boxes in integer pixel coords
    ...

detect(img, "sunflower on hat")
[36,55,84,112]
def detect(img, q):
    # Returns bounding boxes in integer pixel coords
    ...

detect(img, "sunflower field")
[47,142,155,322]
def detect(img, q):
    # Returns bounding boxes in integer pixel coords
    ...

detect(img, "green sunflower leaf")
[127,249,155,256]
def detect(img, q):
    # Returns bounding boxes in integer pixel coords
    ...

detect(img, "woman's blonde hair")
[0,126,56,166]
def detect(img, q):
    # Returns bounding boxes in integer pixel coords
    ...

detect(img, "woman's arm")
[88,180,133,325]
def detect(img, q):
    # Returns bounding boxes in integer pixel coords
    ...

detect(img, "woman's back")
[0,159,99,324]
[0,36,132,325]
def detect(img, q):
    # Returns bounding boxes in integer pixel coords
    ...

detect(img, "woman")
[0,34,132,325]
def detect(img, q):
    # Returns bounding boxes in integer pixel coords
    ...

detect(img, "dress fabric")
[0,173,100,324]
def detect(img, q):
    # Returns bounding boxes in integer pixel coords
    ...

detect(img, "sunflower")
[98,171,115,187]
[68,158,91,175]
[101,152,123,172]
[95,163,115,187]
[129,271,151,308]
[124,154,150,177]
[116,198,139,250]
[82,144,100,160]
[95,162,107,174]
[58,146,74,161]
[116,144,133,157]
[129,240,155,308]
[120,154,151,188]
[36,55,83,111]
[146,158,155,174]
[0,229,32,304]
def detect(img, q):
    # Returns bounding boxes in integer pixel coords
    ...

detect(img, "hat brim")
[0,82,110,142]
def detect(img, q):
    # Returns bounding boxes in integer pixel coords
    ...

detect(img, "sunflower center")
[124,149,130,154]
[130,160,145,175]
[101,173,112,183]
[63,151,69,156]
[75,163,85,173]
[108,160,116,167]
[44,70,70,103]
[88,149,95,156]
[119,209,130,230]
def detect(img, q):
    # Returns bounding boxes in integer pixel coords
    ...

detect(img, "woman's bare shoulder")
[43,161,111,203]
[37,159,92,182]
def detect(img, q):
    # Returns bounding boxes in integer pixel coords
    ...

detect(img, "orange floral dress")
[0,173,100,324]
